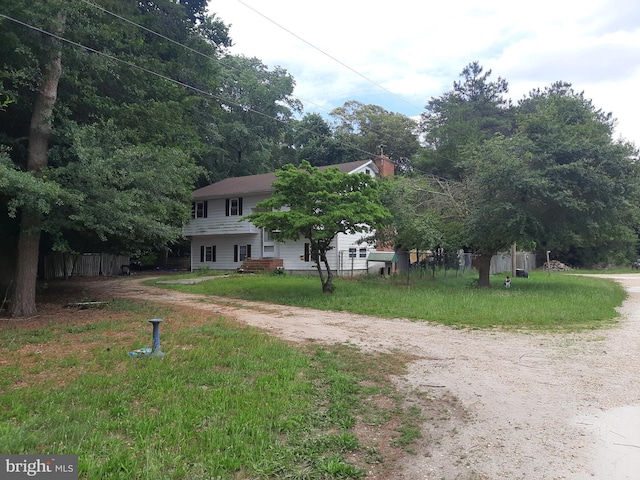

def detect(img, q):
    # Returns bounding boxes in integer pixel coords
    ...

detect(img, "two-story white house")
[182,157,396,275]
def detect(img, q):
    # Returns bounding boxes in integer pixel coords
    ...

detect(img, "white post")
[546,251,551,276]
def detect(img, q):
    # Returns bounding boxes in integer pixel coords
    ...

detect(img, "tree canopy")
[410,73,639,286]
[417,61,514,180]
[0,0,299,316]
[330,100,420,171]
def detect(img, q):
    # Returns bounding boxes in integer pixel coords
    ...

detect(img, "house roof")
[367,252,398,263]
[193,160,376,199]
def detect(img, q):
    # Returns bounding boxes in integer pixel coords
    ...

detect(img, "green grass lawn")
[152,270,629,331]
[1,269,630,479]
[0,301,414,479]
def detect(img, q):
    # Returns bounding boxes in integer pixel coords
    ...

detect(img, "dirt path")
[89,274,640,479]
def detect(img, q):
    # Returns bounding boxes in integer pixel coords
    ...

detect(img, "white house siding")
[190,234,260,271]
[274,233,372,275]
[183,194,269,237]
[276,238,314,273]
[188,228,377,275]
[335,233,372,275]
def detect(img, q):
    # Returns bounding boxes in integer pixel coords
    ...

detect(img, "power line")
[0,11,379,160]
[77,0,413,152]
[81,0,417,146]
[78,0,336,117]
[236,0,424,114]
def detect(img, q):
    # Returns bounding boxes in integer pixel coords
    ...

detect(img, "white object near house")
[182,158,396,275]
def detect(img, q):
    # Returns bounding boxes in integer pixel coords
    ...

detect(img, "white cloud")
[210,0,640,147]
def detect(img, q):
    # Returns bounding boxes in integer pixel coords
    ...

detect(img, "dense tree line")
[1,1,638,313]
[387,63,639,286]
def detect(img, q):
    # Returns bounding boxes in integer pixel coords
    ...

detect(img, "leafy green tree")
[404,79,638,287]
[0,0,66,317]
[418,61,514,179]
[516,83,640,265]
[207,56,302,180]
[245,161,391,293]
[0,0,229,316]
[290,113,352,167]
[460,134,543,286]
[462,84,637,286]
[330,100,420,171]
[378,176,453,257]
[44,123,200,255]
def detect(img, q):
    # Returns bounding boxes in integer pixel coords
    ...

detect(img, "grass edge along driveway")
[152,270,628,331]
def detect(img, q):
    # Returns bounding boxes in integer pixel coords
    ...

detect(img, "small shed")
[367,251,398,276]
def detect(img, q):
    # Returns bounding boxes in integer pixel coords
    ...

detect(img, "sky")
[208,0,640,147]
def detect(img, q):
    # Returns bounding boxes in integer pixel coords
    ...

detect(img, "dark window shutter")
[225,198,230,216]
[234,245,238,262]
[191,202,196,219]
[304,243,310,262]
[246,244,251,259]
[212,246,216,262]
[200,245,204,263]
[238,197,243,216]
[203,200,208,218]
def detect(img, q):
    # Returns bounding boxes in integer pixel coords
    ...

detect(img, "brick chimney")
[373,155,394,177]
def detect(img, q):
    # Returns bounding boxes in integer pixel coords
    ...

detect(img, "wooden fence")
[489,252,536,275]
[43,253,130,279]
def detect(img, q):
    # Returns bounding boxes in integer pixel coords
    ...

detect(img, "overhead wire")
[236,0,424,114]
[76,0,335,116]
[0,11,379,160]
[76,0,417,154]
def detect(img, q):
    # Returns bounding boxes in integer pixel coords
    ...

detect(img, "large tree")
[245,161,391,293]
[44,123,200,255]
[0,0,230,316]
[330,100,420,171]
[377,175,458,258]
[207,55,302,181]
[460,134,543,286]
[425,83,639,287]
[1,1,65,317]
[516,83,640,263]
[418,61,514,179]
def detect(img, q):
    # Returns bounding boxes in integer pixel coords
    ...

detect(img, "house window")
[234,244,251,262]
[348,248,357,258]
[359,248,367,258]
[192,201,208,218]
[226,197,243,216]
[304,243,319,262]
[199,245,216,262]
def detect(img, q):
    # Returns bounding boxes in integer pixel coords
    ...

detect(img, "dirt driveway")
[88,273,640,479]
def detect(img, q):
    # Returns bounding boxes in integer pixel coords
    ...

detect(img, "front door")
[263,229,277,258]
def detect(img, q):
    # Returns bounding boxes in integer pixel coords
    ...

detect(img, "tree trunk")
[11,216,42,317]
[476,253,493,288]
[10,24,63,318]
[318,251,335,294]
